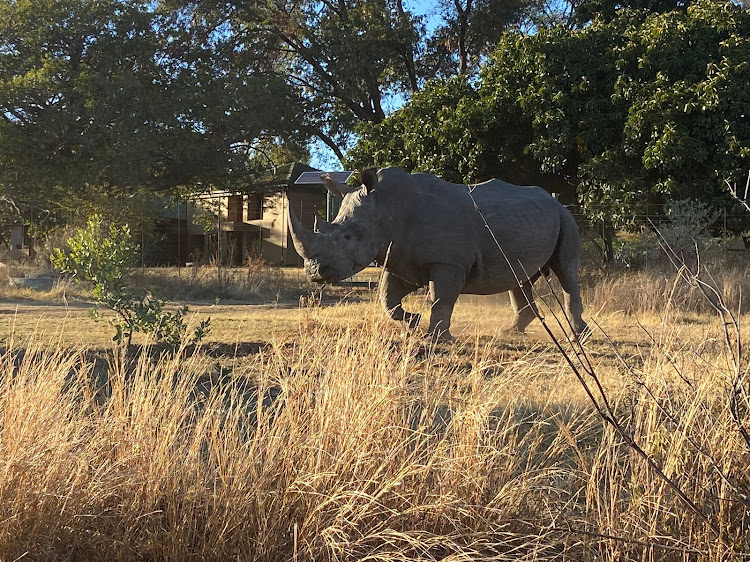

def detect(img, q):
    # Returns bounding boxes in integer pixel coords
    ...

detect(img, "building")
[0,224,33,263]
[155,162,332,266]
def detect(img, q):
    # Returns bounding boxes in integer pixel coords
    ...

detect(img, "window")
[227,195,243,222]
[247,193,262,220]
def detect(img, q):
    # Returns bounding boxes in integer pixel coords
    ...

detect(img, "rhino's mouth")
[305,260,339,284]
[305,260,364,284]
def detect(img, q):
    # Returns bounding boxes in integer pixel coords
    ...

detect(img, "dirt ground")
[0,270,728,383]
[1,298,307,349]
[0,287,692,368]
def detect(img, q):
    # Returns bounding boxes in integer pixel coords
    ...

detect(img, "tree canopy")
[349,0,750,228]
[1,0,748,243]
[0,0,303,234]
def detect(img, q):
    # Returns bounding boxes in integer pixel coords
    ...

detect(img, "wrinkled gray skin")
[288,167,587,340]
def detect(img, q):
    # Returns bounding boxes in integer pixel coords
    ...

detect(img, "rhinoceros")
[288,167,587,340]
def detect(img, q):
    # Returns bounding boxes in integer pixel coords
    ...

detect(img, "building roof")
[249,162,323,193]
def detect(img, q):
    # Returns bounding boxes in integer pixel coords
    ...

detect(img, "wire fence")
[566,206,750,233]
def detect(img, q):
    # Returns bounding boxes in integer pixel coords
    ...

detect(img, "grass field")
[0,264,748,560]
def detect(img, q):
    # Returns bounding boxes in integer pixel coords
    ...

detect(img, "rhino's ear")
[322,174,357,196]
[360,168,378,195]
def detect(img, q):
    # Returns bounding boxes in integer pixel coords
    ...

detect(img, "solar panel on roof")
[294,171,354,185]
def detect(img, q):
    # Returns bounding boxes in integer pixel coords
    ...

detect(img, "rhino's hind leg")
[551,266,588,336]
[506,282,538,334]
[380,270,421,329]
[548,211,588,336]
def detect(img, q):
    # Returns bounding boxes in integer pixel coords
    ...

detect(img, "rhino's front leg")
[380,270,421,329]
[427,264,466,340]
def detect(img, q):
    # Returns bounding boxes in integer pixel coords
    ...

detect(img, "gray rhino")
[288,167,586,340]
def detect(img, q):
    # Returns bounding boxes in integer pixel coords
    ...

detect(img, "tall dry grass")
[1,295,748,560]
[0,323,582,560]
[128,262,313,303]
[582,263,750,316]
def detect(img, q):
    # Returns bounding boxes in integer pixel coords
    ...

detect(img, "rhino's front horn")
[314,215,335,234]
[287,203,318,259]
[321,174,357,196]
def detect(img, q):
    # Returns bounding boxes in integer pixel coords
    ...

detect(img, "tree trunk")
[601,220,615,263]
[396,0,419,92]
[454,0,473,74]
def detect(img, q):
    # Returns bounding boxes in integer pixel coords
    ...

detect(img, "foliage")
[427,0,535,75]
[347,77,485,181]
[657,198,721,263]
[609,229,661,267]
[3,0,748,252]
[351,0,750,231]
[167,0,427,163]
[50,215,210,349]
[0,0,303,239]
[572,0,687,26]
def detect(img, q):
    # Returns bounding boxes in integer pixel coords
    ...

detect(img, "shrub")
[658,199,720,265]
[51,215,210,350]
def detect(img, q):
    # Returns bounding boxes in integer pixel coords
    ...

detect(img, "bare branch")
[469,193,731,539]
[725,170,750,213]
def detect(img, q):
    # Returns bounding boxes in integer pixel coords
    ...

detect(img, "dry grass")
[1,262,749,559]
[0,319,586,560]
[0,260,84,304]
[0,263,318,305]
[582,264,750,316]
[127,264,314,303]
[127,265,380,304]
[0,287,749,559]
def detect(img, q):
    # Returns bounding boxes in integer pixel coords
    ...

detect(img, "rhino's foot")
[503,324,526,335]
[426,328,453,342]
[404,312,422,330]
[505,315,537,334]
[572,320,591,339]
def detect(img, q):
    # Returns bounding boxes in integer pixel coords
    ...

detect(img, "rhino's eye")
[344,234,352,241]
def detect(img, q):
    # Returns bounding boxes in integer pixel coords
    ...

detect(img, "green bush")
[51,215,210,350]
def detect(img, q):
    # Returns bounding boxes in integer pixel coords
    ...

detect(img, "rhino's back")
[383,171,563,292]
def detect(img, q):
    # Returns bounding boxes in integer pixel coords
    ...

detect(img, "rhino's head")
[288,169,385,284]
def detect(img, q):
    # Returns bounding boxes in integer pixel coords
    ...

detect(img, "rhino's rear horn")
[314,215,335,234]
[287,202,318,259]
[360,168,378,194]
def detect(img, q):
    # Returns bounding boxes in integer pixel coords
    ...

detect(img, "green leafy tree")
[573,0,688,26]
[168,0,426,162]
[427,0,537,75]
[51,215,210,350]
[0,0,305,240]
[348,77,485,180]
[351,0,750,235]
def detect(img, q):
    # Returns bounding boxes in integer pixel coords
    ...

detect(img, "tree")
[51,215,210,351]
[347,77,486,180]
[0,0,304,239]
[572,0,689,26]
[427,0,537,75]
[351,0,750,233]
[170,0,426,162]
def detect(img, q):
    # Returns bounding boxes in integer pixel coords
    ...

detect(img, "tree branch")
[725,170,750,213]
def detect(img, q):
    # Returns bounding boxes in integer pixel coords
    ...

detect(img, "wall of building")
[153,185,326,266]
[249,188,326,266]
